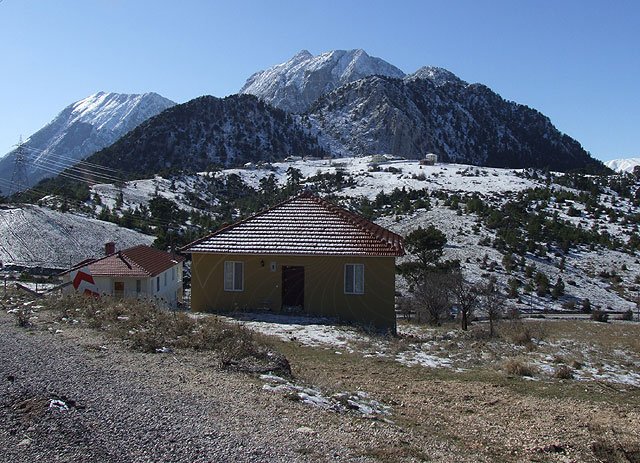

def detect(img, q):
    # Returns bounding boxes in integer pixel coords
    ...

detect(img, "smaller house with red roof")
[181,192,404,331]
[61,244,185,308]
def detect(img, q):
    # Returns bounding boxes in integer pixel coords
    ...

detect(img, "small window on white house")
[224,261,244,291]
[156,276,160,292]
[172,267,176,281]
[344,264,364,294]
[164,272,167,287]
[136,279,141,294]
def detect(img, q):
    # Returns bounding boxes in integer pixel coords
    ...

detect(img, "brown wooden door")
[282,266,304,310]
[114,281,124,297]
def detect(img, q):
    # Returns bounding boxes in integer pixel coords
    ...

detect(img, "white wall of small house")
[151,264,183,306]
[62,263,183,308]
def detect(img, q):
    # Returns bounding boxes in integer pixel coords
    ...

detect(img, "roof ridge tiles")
[306,195,404,254]
[181,192,405,257]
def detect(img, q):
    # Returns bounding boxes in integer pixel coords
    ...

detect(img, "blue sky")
[0,0,638,161]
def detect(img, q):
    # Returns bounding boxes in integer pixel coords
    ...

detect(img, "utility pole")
[9,137,30,198]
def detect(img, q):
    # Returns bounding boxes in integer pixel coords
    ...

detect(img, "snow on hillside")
[605,157,640,173]
[0,205,153,270]
[91,175,202,213]
[86,155,640,314]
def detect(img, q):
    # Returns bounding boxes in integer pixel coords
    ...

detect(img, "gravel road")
[0,310,407,462]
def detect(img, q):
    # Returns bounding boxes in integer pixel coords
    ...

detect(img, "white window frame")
[344,263,365,295]
[224,261,244,292]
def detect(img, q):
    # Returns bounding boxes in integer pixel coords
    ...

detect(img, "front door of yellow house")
[114,281,124,297]
[282,266,304,311]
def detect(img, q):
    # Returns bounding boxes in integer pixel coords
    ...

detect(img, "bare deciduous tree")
[413,272,455,325]
[450,272,480,331]
[482,276,504,337]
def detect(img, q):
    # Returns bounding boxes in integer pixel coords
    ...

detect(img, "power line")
[29,157,124,184]
[22,150,125,183]
[8,137,29,196]
[22,146,125,176]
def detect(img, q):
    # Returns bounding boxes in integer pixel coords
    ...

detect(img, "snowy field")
[0,204,153,270]
[213,312,640,389]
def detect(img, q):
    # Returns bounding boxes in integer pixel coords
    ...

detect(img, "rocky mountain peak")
[406,66,466,86]
[239,49,405,113]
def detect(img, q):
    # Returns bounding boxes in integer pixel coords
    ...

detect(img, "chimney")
[105,242,116,256]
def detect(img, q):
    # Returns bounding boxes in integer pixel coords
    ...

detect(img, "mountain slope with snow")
[304,75,604,171]
[0,204,153,270]
[239,49,405,113]
[0,92,175,194]
[605,157,640,173]
[85,94,327,178]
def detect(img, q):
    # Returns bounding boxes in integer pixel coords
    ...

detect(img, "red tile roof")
[63,245,184,278]
[181,192,404,257]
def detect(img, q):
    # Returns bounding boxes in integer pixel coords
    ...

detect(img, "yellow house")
[181,192,404,332]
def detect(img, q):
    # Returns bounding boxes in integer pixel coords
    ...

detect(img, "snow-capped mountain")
[86,94,327,178]
[0,92,175,194]
[239,49,405,113]
[605,157,640,173]
[303,75,603,171]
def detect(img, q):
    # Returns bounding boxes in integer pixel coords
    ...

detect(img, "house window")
[136,279,141,294]
[224,261,244,291]
[156,276,160,292]
[344,264,364,294]
[164,272,167,287]
[172,267,176,281]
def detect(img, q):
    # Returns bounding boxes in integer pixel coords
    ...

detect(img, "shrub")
[42,294,290,376]
[14,307,32,328]
[503,358,538,377]
[554,365,574,379]
[506,321,545,347]
[590,310,609,323]
[619,309,633,321]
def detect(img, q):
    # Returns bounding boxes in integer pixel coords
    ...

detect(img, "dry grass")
[541,319,640,353]
[43,293,290,375]
[502,357,539,377]
[275,334,640,463]
[553,365,574,379]
[501,319,546,348]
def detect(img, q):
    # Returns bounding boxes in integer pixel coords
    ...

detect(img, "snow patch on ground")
[217,312,362,350]
[260,374,392,420]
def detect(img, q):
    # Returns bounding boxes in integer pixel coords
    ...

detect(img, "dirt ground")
[2,294,640,462]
